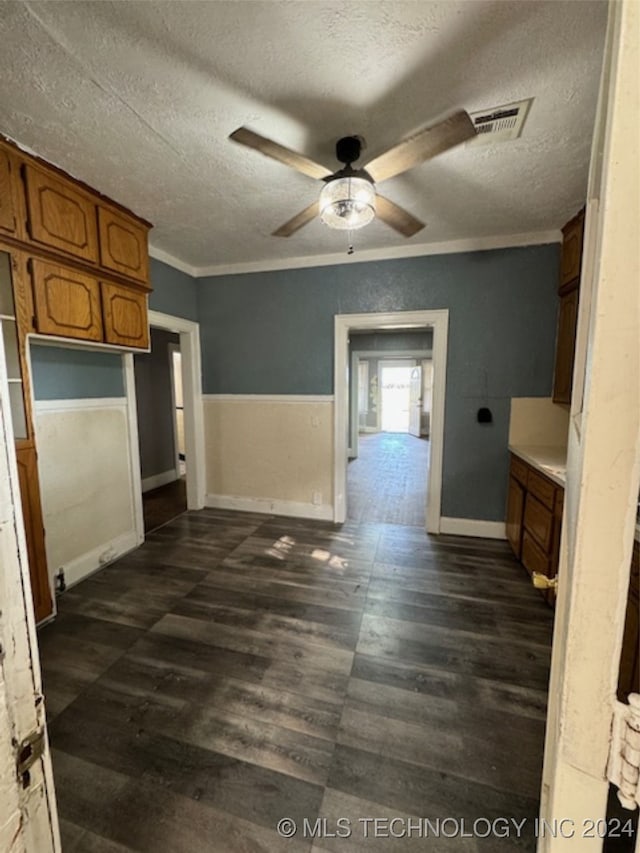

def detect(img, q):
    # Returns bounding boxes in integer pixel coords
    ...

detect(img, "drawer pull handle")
[532,572,558,590]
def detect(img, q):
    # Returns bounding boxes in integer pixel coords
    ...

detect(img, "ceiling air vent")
[467,99,533,146]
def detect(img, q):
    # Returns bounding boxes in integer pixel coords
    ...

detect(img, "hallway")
[348,432,430,525]
[39,508,553,852]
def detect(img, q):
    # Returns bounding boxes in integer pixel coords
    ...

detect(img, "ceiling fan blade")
[375,195,425,237]
[229,127,332,181]
[364,111,476,184]
[272,201,319,237]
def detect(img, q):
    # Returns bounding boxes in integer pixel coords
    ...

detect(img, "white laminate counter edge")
[508,445,567,488]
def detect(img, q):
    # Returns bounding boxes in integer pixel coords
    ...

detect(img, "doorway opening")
[134,327,187,533]
[335,309,448,532]
[348,346,432,526]
[123,309,206,542]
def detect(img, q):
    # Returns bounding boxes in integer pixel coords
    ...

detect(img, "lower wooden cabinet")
[506,453,564,605]
[15,445,52,623]
[506,475,525,557]
[31,259,103,342]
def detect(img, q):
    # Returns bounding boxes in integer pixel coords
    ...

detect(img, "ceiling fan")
[229,110,476,239]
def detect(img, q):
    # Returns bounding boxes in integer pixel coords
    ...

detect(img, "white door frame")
[334,310,448,533]
[167,342,182,476]
[125,310,205,541]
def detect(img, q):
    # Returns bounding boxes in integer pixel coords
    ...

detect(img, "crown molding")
[148,244,199,278]
[149,229,562,280]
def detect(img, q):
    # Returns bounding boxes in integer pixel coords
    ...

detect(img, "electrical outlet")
[312,491,322,506]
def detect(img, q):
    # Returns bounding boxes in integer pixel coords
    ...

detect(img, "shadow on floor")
[142,477,187,533]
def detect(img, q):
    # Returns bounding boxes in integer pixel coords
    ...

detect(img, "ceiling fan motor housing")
[336,136,363,165]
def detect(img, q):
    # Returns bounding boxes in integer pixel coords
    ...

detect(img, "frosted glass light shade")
[319,177,376,230]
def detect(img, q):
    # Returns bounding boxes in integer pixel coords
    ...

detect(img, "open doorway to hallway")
[348,329,433,526]
[134,327,187,533]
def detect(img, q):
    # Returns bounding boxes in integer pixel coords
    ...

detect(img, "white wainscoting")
[34,397,140,587]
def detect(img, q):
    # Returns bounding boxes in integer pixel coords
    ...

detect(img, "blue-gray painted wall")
[197,245,561,521]
[30,344,124,399]
[149,257,198,321]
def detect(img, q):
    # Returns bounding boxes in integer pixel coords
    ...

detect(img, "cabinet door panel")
[560,211,584,289]
[552,287,579,405]
[521,531,551,578]
[523,494,554,551]
[31,260,103,342]
[101,281,149,348]
[16,446,52,623]
[98,206,149,285]
[24,164,99,263]
[506,475,525,558]
[0,147,18,235]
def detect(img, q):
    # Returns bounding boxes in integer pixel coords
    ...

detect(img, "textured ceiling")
[0,1,608,272]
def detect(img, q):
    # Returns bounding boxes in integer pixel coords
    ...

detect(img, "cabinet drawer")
[510,454,529,486]
[521,531,551,578]
[524,494,554,551]
[31,259,103,342]
[98,206,150,285]
[24,164,99,264]
[560,210,585,289]
[101,281,149,349]
[527,468,556,510]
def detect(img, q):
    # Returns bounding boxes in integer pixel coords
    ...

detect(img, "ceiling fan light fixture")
[319,176,376,231]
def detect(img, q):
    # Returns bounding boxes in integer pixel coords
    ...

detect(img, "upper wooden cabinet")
[552,208,584,405]
[98,206,150,286]
[0,135,152,350]
[560,209,585,290]
[101,281,149,348]
[552,286,579,404]
[31,259,103,342]
[0,147,19,236]
[23,164,100,264]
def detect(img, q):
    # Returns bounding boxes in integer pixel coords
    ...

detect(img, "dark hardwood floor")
[38,509,554,851]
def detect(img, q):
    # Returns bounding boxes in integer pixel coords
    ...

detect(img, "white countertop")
[509,444,568,487]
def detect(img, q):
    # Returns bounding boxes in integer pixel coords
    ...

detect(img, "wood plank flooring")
[348,432,429,525]
[39,509,554,852]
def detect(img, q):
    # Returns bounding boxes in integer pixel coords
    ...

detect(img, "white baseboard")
[54,529,140,590]
[359,427,378,434]
[205,493,334,521]
[439,517,507,540]
[142,468,178,493]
